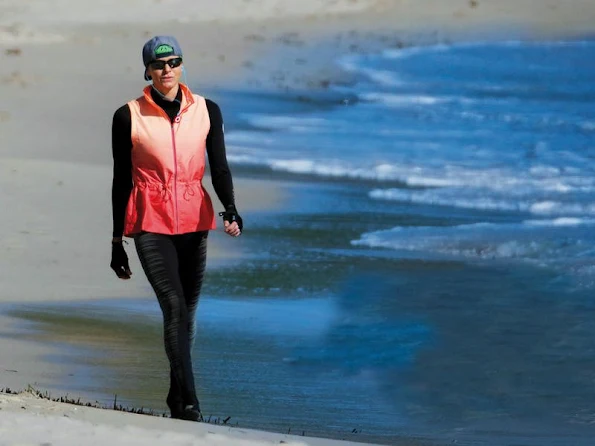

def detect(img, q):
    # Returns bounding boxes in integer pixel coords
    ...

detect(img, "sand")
[1,0,595,444]
[0,390,370,446]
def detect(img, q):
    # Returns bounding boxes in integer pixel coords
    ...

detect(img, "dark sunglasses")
[148,57,183,70]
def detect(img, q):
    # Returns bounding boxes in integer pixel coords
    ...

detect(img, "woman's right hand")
[219,205,243,237]
[110,240,132,279]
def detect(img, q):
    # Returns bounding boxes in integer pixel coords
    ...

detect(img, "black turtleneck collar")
[151,85,183,123]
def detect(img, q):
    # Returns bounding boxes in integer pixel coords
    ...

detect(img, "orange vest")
[124,84,216,236]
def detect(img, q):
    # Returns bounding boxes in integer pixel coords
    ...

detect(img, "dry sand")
[1,0,595,444]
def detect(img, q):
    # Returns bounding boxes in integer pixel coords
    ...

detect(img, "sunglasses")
[148,57,183,70]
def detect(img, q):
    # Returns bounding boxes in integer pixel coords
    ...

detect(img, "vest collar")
[142,83,195,114]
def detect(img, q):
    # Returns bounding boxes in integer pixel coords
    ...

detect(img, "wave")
[225,130,277,145]
[351,219,595,260]
[381,40,595,61]
[359,92,476,107]
[264,159,407,181]
[524,217,595,227]
[529,201,595,216]
[337,55,405,86]
[382,43,452,60]
[241,114,331,132]
[370,189,595,216]
[358,68,404,87]
[226,147,595,197]
[372,169,595,192]
[225,155,519,185]
[369,188,524,212]
[341,40,595,98]
[225,155,419,182]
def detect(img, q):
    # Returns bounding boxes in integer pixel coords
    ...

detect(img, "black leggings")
[134,231,208,411]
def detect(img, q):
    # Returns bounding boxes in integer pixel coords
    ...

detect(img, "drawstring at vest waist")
[136,180,201,202]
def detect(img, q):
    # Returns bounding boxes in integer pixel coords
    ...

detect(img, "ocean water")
[209,39,595,444]
[7,40,595,445]
[223,40,595,276]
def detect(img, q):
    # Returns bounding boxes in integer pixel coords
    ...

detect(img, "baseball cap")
[142,35,183,80]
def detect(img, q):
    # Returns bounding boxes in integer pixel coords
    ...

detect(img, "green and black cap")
[142,35,183,80]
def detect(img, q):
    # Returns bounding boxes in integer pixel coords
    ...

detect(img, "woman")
[109,35,242,421]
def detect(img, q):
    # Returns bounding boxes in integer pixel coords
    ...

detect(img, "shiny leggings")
[134,231,208,412]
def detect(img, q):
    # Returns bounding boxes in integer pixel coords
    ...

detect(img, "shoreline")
[0,294,430,445]
[0,389,390,446]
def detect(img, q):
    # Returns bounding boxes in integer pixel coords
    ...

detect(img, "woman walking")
[109,35,242,421]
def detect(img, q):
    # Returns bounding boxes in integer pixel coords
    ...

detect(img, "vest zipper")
[171,121,179,233]
[147,87,191,234]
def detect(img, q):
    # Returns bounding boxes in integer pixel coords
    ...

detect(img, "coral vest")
[124,84,216,236]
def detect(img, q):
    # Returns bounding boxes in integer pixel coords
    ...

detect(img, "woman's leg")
[167,231,209,414]
[176,231,209,349]
[134,232,199,417]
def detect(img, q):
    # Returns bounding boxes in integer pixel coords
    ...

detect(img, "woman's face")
[146,56,183,91]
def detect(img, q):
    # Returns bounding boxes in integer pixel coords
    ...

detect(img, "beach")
[1,1,595,445]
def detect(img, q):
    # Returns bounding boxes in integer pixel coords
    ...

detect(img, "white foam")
[360,92,475,107]
[225,130,276,145]
[529,165,561,176]
[226,151,595,205]
[359,68,404,86]
[529,201,595,216]
[530,201,558,213]
[382,40,595,62]
[224,155,411,181]
[242,114,330,132]
[336,55,359,73]
[226,154,264,165]
[269,159,395,179]
[371,186,595,217]
[350,222,540,260]
[351,219,595,261]
[369,188,524,212]
[383,43,451,60]
[401,176,467,187]
[524,217,595,227]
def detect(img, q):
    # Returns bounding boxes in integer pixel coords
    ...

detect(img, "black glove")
[110,241,132,279]
[218,205,243,232]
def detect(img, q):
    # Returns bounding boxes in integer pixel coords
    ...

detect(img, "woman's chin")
[158,80,177,89]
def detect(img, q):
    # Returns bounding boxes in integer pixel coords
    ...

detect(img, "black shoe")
[166,371,183,418]
[170,405,184,419]
[180,405,203,422]
[168,399,184,419]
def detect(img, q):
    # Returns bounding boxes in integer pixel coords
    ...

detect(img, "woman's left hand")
[219,205,243,237]
[224,221,241,237]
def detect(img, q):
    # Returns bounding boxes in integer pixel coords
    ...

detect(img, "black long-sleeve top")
[111,87,236,237]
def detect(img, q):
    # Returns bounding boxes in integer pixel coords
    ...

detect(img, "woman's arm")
[111,104,134,239]
[205,99,236,209]
[206,99,242,235]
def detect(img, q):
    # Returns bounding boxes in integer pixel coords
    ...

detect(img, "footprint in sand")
[5,47,22,56]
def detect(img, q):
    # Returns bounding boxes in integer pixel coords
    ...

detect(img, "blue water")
[7,40,595,445]
[208,40,595,444]
[221,40,595,284]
